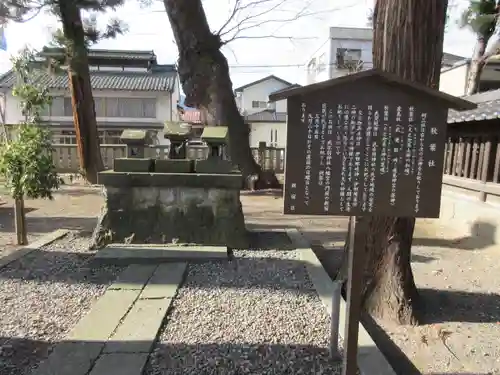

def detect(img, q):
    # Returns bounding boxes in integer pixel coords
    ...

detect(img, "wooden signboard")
[270,69,477,219]
[269,69,476,375]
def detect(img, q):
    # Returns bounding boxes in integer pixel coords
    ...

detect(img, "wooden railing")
[443,124,500,201]
[252,147,286,173]
[51,143,286,174]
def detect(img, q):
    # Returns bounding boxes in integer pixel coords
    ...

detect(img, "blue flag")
[0,26,7,51]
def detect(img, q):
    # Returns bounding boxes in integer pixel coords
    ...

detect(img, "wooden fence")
[443,122,500,201]
[52,143,286,174]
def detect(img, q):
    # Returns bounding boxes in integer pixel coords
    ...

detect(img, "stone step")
[33,263,187,375]
[94,244,228,265]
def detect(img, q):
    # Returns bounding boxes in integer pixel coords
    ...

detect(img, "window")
[103,97,156,118]
[307,57,317,72]
[252,101,267,108]
[307,57,317,83]
[318,53,326,72]
[270,128,278,147]
[336,48,362,68]
[41,96,157,118]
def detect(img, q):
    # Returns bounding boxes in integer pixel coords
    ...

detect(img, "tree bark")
[465,1,499,95]
[162,0,279,188]
[466,37,489,95]
[338,0,448,326]
[14,197,27,245]
[58,0,104,184]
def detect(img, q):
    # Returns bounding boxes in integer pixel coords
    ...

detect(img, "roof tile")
[0,69,177,92]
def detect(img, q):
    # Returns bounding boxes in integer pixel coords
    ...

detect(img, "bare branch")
[219,1,359,45]
[219,0,289,38]
[217,0,277,35]
[228,34,314,41]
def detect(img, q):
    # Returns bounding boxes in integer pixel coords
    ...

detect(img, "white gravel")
[146,246,342,375]
[0,231,122,375]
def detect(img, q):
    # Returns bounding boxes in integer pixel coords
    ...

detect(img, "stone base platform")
[91,171,248,250]
[94,244,229,265]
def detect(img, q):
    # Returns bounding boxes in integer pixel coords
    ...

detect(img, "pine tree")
[0,0,128,184]
[459,0,499,94]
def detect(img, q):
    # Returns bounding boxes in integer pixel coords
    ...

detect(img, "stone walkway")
[32,263,186,375]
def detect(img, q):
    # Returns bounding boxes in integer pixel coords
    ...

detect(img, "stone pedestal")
[91,172,248,249]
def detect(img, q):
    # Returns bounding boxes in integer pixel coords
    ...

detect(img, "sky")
[0,0,477,89]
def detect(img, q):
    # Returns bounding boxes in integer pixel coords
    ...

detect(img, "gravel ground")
[0,231,122,375]
[146,245,342,375]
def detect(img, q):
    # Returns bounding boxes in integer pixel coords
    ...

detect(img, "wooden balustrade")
[50,143,286,174]
[443,125,500,201]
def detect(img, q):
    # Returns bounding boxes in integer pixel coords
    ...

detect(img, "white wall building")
[305,27,373,85]
[234,75,292,115]
[234,75,298,148]
[439,57,500,97]
[0,48,180,145]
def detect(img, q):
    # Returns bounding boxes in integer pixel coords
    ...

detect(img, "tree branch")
[218,1,359,45]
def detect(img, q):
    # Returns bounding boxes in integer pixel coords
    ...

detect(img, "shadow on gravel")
[247,230,295,250]
[0,336,493,375]
[0,215,96,234]
[419,288,500,324]
[0,336,342,375]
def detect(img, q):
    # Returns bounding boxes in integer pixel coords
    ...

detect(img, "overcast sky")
[0,0,477,89]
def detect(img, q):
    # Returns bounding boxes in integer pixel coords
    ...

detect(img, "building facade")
[305,27,373,85]
[439,57,500,97]
[234,75,298,149]
[0,48,180,145]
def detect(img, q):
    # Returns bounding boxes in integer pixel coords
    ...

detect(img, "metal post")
[342,216,364,375]
[330,280,342,359]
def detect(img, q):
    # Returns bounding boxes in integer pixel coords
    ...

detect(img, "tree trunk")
[58,0,104,184]
[465,1,499,95]
[466,37,488,95]
[14,197,27,245]
[337,0,448,326]
[162,0,279,188]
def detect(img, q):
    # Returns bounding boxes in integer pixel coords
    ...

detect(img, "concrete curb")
[0,229,70,270]
[286,228,397,375]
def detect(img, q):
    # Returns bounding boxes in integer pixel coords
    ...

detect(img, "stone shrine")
[91,126,248,249]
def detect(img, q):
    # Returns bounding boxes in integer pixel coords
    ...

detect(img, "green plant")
[0,47,62,244]
[0,125,61,200]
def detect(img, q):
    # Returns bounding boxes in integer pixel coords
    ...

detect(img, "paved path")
[32,263,186,375]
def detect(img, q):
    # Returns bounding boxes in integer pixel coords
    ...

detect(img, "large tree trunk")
[338,0,448,326]
[58,0,104,184]
[162,0,279,188]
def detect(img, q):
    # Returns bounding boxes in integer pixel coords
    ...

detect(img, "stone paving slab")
[140,262,187,299]
[32,342,103,375]
[109,264,158,290]
[94,244,227,265]
[88,353,149,375]
[103,297,173,353]
[67,289,141,341]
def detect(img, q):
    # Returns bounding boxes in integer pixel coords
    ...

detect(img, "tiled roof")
[442,52,467,67]
[234,75,294,92]
[448,89,500,124]
[0,68,177,92]
[40,48,157,61]
[269,84,301,97]
[245,110,287,122]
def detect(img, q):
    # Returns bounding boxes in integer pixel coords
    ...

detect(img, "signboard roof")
[269,69,476,112]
